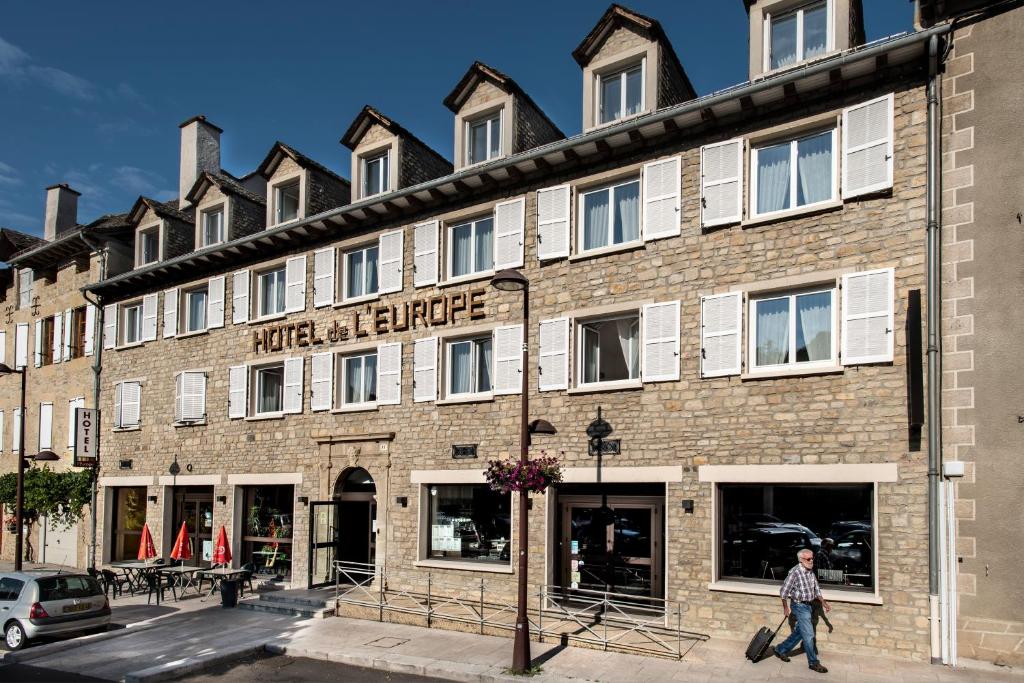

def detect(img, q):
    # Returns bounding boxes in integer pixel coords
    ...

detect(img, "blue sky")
[0,1,914,235]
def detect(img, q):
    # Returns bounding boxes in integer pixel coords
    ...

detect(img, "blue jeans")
[776,601,818,665]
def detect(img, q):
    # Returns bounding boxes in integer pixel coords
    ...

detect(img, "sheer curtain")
[451,342,471,394]
[451,225,472,277]
[365,247,379,295]
[364,355,378,402]
[616,318,639,379]
[757,144,791,214]
[614,182,640,244]
[796,292,832,362]
[475,219,494,272]
[188,292,206,331]
[584,192,609,250]
[797,133,832,206]
[347,251,364,297]
[345,358,362,404]
[477,339,492,393]
[756,298,790,366]
[770,14,798,69]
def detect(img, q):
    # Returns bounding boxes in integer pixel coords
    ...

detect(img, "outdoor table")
[109,560,160,594]
[197,567,248,601]
[156,565,203,599]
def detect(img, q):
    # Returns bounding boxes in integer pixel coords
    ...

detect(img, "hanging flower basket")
[4,516,17,533]
[485,455,563,495]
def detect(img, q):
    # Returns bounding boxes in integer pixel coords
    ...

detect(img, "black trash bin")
[220,579,239,608]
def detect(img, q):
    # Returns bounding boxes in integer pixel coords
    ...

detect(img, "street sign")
[73,407,99,467]
[452,444,478,459]
[586,418,613,440]
[588,438,621,456]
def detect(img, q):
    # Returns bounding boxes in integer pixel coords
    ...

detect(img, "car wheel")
[4,621,27,651]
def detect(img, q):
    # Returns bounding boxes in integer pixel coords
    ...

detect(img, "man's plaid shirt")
[780,563,822,602]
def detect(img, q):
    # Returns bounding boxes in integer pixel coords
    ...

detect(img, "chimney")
[178,115,222,209]
[44,184,80,241]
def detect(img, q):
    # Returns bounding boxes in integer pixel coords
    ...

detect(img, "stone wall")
[512,99,563,155]
[307,170,350,217]
[231,196,266,239]
[164,217,195,260]
[400,139,453,190]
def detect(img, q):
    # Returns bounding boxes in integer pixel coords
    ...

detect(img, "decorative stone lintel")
[312,431,396,445]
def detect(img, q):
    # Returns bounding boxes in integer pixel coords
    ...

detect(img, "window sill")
[267,217,303,230]
[441,270,494,289]
[335,293,380,308]
[173,420,207,428]
[437,393,495,406]
[331,403,379,414]
[414,560,514,574]
[462,155,507,171]
[741,365,843,381]
[116,341,145,351]
[567,240,645,263]
[176,329,208,340]
[567,380,643,395]
[708,580,881,605]
[743,199,842,228]
[758,51,841,81]
[112,426,141,433]
[251,313,287,325]
[586,110,652,133]
[245,413,285,422]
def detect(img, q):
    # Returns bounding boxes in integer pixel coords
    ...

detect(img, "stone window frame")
[563,298,651,396]
[179,283,211,337]
[111,378,144,432]
[460,104,508,169]
[443,332,494,402]
[196,196,230,249]
[253,259,289,322]
[336,349,379,412]
[340,241,381,304]
[575,311,641,391]
[433,196,506,288]
[748,125,839,222]
[746,283,839,375]
[353,139,399,201]
[699,463,896,605]
[582,43,656,132]
[249,359,286,419]
[135,221,163,267]
[361,149,391,199]
[575,174,643,257]
[444,212,496,284]
[267,170,307,228]
[118,298,145,348]
[761,0,834,75]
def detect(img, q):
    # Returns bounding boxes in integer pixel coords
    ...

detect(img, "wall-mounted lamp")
[681,499,694,514]
[395,496,408,508]
[216,495,227,505]
[147,495,158,504]
[297,496,309,506]
[168,455,181,477]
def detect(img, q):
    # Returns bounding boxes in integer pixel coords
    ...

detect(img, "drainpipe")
[79,231,106,571]
[925,32,943,665]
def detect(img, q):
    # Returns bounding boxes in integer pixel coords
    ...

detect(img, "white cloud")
[0,35,96,100]
[111,165,168,196]
[0,161,21,187]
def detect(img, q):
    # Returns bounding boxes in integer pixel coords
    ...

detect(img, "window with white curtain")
[138,229,159,265]
[201,206,224,247]
[580,178,641,252]
[577,314,640,386]
[257,267,286,318]
[122,303,143,345]
[750,286,835,370]
[768,1,829,71]
[446,336,492,396]
[598,61,644,125]
[254,364,284,415]
[183,286,208,333]
[447,217,494,279]
[467,111,502,165]
[343,244,380,300]
[363,152,389,197]
[275,181,300,223]
[341,352,378,406]
[751,128,835,217]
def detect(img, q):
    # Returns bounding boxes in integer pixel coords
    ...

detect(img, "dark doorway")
[172,486,214,566]
[335,468,377,569]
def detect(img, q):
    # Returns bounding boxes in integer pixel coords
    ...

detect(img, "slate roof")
[128,196,194,226]
[256,141,349,186]
[340,105,453,174]
[186,170,266,205]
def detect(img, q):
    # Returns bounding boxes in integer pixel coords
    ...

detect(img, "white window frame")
[256,266,287,320]
[273,179,301,225]
[747,284,837,373]
[362,151,390,198]
[252,363,285,417]
[339,351,379,410]
[137,226,160,266]
[445,335,494,399]
[577,177,643,254]
[182,285,209,334]
[446,215,495,281]
[764,0,832,72]
[342,243,380,302]
[200,205,225,247]
[596,59,646,126]
[575,313,641,389]
[465,109,503,166]
[749,127,838,219]
[121,302,143,346]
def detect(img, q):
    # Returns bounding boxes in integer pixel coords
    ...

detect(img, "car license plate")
[63,602,90,613]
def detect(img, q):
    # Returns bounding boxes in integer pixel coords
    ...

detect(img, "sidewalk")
[5,599,1021,683]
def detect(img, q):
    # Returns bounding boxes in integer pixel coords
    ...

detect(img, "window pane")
[803,2,829,59]
[187,290,207,331]
[364,354,377,402]
[278,183,299,222]
[581,317,639,384]
[796,132,832,206]
[582,326,599,384]
[345,356,363,404]
[755,297,790,366]
[380,154,389,193]
[346,251,364,298]
[474,218,494,272]
[258,367,284,413]
[427,484,511,565]
[624,65,643,116]
[600,73,622,124]
[125,306,141,343]
[795,291,832,362]
[364,246,379,295]
[612,181,640,244]
[451,224,473,277]
[141,233,158,264]
[583,190,610,250]
[260,270,285,316]
[770,13,798,69]
[489,115,501,158]
[475,338,492,393]
[450,341,472,394]
[469,120,488,165]
[719,483,874,591]
[203,210,223,246]
[756,143,792,214]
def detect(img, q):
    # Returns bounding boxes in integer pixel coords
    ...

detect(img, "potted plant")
[484,452,563,495]
[4,515,16,533]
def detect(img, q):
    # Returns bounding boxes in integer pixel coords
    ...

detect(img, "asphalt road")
[0,662,110,682]
[175,652,447,682]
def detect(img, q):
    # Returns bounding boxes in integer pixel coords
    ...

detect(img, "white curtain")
[345,357,362,404]
[476,339,492,393]
[451,342,471,394]
[756,299,790,366]
[451,225,472,277]
[796,292,831,362]
[584,192,609,250]
[803,4,829,59]
[259,369,283,413]
[347,252,363,297]
[614,182,640,244]
[770,14,798,69]
[625,67,642,116]
[365,246,379,295]
[797,133,832,206]
[616,318,639,379]
[475,219,494,272]
[364,355,378,402]
[188,292,206,331]
[757,144,791,214]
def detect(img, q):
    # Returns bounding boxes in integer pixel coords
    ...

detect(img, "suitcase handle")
[773,617,788,635]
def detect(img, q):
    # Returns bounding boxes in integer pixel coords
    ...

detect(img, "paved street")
[178,652,445,682]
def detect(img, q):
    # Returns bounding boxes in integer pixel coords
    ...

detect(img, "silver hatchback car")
[0,571,111,650]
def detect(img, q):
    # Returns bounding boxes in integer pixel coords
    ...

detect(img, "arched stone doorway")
[334,467,377,569]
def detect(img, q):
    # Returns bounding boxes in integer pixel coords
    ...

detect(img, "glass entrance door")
[173,490,214,566]
[308,501,340,588]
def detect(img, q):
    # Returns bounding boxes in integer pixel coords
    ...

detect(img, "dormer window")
[274,180,300,224]
[767,1,829,71]
[362,152,389,198]
[466,111,501,165]
[139,228,159,265]
[598,61,644,125]
[200,206,224,247]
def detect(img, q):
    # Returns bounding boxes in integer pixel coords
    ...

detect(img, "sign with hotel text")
[251,287,487,354]
[74,408,99,467]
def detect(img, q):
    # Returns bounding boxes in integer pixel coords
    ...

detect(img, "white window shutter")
[121,381,141,428]
[84,304,97,355]
[537,185,571,260]
[285,256,306,313]
[207,276,225,329]
[13,408,21,452]
[34,319,42,367]
[413,337,437,403]
[494,197,525,269]
[163,288,178,339]
[701,139,743,227]
[313,248,335,308]
[228,365,247,419]
[67,397,84,449]
[174,374,183,423]
[52,312,63,363]
[377,342,402,406]
[843,93,894,198]
[842,268,895,365]
[232,270,250,324]
[641,301,680,383]
[310,352,333,412]
[113,384,122,429]
[538,318,570,391]
[493,325,523,395]
[176,371,206,422]
[642,156,681,240]
[141,294,158,341]
[700,292,742,377]
[15,323,29,369]
[38,402,53,450]
[62,309,72,360]
[0,409,4,452]
[0,330,6,366]
[379,229,404,294]
[413,220,439,288]
[283,357,304,413]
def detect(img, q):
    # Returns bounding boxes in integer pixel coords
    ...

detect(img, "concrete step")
[257,592,337,609]
[237,588,339,619]
[238,600,334,619]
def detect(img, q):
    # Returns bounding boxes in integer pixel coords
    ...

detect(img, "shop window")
[749,286,835,371]
[201,206,224,247]
[751,128,836,218]
[242,485,293,580]
[718,483,874,592]
[340,352,377,407]
[579,178,640,252]
[425,484,511,566]
[577,314,639,386]
[343,244,379,301]
[110,486,146,561]
[466,110,502,165]
[597,61,644,125]
[446,336,492,397]
[274,180,300,224]
[767,1,829,71]
[447,216,494,279]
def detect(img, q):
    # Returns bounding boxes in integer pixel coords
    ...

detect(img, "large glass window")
[598,62,643,124]
[122,303,143,345]
[344,245,380,300]
[275,181,300,223]
[258,267,286,318]
[255,364,284,415]
[184,287,208,333]
[578,314,639,386]
[363,152,389,197]
[447,336,492,396]
[769,1,829,70]
[139,229,159,265]
[752,129,835,217]
[342,353,378,406]
[467,111,501,165]
[580,179,640,252]
[242,485,293,580]
[751,287,834,370]
[426,484,511,566]
[110,486,146,562]
[448,217,494,279]
[719,483,873,591]
[201,207,224,247]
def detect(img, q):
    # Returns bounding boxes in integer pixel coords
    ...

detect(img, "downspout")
[925,32,943,665]
[79,231,106,571]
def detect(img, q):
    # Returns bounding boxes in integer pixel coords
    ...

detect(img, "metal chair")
[100,569,130,598]
[239,562,256,596]
[144,571,177,604]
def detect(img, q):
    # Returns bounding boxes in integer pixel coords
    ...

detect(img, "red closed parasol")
[212,525,232,565]
[169,521,192,562]
[137,522,157,562]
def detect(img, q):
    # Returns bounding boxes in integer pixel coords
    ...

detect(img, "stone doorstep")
[237,602,333,619]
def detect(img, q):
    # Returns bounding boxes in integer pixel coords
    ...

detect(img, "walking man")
[772,548,831,674]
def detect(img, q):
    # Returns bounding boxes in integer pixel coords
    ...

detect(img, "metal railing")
[333,561,708,660]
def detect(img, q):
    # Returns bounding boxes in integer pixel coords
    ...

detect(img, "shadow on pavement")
[111,604,178,625]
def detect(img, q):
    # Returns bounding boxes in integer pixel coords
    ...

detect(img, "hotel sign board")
[74,407,99,467]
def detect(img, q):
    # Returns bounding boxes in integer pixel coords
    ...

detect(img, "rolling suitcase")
[745,617,787,662]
